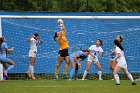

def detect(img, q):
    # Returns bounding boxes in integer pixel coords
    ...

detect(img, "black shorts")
[58,49,69,57]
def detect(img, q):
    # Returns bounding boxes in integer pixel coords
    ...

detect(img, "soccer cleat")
[2,78,6,81]
[99,78,103,80]
[26,71,31,78]
[116,84,120,85]
[3,70,8,76]
[82,78,85,80]
[31,75,36,80]
[111,78,114,80]
[132,82,136,85]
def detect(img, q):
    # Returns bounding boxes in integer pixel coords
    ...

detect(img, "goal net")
[0,15,140,80]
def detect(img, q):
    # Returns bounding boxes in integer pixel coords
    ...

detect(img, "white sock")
[114,74,120,84]
[28,66,31,72]
[82,70,88,79]
[98,71,102,80]
[30,66,34,75]
[127,74,134,82]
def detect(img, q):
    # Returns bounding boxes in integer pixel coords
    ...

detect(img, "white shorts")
[117,61,127,69]
[29,51,36,57]
[87,56,99,64]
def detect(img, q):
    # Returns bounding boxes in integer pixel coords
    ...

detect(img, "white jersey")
[89,45,104,58]
[87,45,104,62]
[29,37,38,52]
[115,46,127,68]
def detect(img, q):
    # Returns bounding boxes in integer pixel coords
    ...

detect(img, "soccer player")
[54,19,70,79]
[112,39,136,85]
[82,39,104,80]
[26,33,42,80]
[0,37,16,80]
[69,50,90,80]
[110,35,123,74]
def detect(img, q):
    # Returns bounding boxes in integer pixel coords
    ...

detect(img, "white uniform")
[115,46,127,68]
[87,45,104,64]
[29,37,38,57]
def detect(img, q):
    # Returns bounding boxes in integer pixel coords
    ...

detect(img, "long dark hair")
[82,49,90,53]
[118,35,123,43]
[0,37,4,52]
[114,39,124,51]
[0,37,4,45]
[34,33,40,37]
[119,35,123,42]
[54,32,58,41]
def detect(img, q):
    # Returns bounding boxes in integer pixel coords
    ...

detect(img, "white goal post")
[0,17,3,80]
[0,15,140,80]
[0,15,140,19]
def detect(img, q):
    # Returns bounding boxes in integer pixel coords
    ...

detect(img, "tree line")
[0,0,140,12]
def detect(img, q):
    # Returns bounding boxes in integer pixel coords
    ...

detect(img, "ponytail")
[0,37,4,52]
[114,39,124,51]
[119,35,123,43]
[54,32,58,41]
[0,37,4,46]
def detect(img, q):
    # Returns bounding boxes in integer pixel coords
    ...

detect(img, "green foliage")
[0,0,140,12]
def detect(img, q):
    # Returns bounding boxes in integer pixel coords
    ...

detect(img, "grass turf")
[0,80,139,93]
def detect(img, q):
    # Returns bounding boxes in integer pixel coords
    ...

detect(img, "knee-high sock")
[98,71,102,80]
[30,66,34,75]
[127,74,134,82]
[70,69,75,79]
[114,74,120,84]
[28,66,31,73]
[74,70,78,78]
[83,70,88,79]
[55,66,60,75]
[74,64,79,78]
[64,63,69,74]
[7,65,14,71]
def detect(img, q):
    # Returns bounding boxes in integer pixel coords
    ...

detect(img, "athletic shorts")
[29,50,37,57]
[87,55,99,64]
[117,62,127,69]
[0,56,10,63]
[69,56,75,62]
[58,49,69,57]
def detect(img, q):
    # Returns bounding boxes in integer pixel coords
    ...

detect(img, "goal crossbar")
[0,15,140,19]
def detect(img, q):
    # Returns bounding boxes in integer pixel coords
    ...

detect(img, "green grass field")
[0,80,139,93]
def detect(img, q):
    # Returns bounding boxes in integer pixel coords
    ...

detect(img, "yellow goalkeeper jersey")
[57,29,69,50]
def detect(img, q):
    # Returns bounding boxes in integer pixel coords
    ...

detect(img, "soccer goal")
[0,15,140,80]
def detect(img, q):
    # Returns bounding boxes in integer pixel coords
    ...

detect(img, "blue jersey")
[70,51,87,62]
[0,42,10,63]
[1,42,8,57]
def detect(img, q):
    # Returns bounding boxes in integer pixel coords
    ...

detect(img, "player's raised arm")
[38,40,43,44]
[27,35,35,42]
[57,19,66,31]
[26,33,41,80]
[54,19,69,80]
[6,47,14,53]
